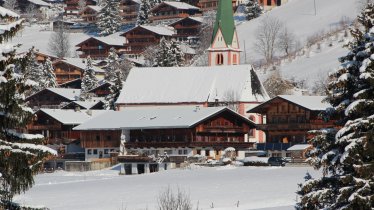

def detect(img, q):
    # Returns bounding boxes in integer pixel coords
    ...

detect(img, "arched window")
[216,53,224,65]
[233,54,237,65]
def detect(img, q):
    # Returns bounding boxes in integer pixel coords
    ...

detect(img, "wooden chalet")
[64,0,96,16]
[59,78,82,89]
[258,0,288,11]
[26,88,81,109]
[120,25,175,57]
[120,0,140,24]
[52,58,105,84]
[248,95,336,146]
[62,98,105,110]
[88,82,112,97]
[27,109,108,153]
[198,0,238,12]
[74,106,256,161]
[169,16,202,43]
[287,144,313,163]
[150,1,201,22]
[34,51,59,63]
[76,36,124,60]
[79,5,101,23]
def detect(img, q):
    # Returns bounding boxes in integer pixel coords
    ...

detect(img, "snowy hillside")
[237,0,358,62]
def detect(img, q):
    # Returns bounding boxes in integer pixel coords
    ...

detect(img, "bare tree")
[157,187,193,210]
[142,44,161,67]
[263,68,294,98]
[222,89,240,112]
[3,0,19,11]
[254,16,283,63]
[78,0,87,13]
[25,4,38,21]
[48,24,71,58]
[276,26,295,57]
[311,72,330,95]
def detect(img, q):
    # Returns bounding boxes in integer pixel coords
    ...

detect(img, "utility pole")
[314,0,317,16]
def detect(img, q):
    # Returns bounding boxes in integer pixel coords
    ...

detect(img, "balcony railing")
[27,124,61,130]
[125,141,253,149]
[256,123,312,131]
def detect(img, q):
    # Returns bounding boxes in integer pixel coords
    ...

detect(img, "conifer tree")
[297,4,374,210]
[24,47,45,95]
[97,0,122,36]
[104,48,123,110]
[136,0,151,25]
[81,56,99,100]
[246,0,262,21]
[43,57,57,88]
[104,48,120,82]
[154,38,185,67]
[0,7,56,209]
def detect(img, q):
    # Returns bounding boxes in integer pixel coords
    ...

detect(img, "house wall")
[26,90,74,109]
[120,0,140,24]
[53,62,83,84]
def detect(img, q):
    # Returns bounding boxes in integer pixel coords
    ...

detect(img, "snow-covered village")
[0,0,373,209]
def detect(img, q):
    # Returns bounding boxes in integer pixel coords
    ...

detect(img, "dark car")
[268,157,286,166]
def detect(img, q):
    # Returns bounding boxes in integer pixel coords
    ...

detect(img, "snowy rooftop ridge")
[160,1,200,10]
[87,5,102,12]
[74,106,253,130]
[28,0,51,7]
[116,65,269,105]
[0,7,20,18]
[138,25,175,36]
[57,58,105,73]
[46,88,81,101]
[39,109,109,125]
[278,95,330,111]
[287,144,312,151]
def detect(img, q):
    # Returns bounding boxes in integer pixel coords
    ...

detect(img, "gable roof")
[86,5,101,12]
[121,25,175,37]
[169,16,203,27]
[152,1,200,11]
[74,106,254,130]
[212,0,235,45]
[28,0,51,7]
[38,109,108,125]
[47,88,81,100]
[0,7,20,18]
[62,98,104,110]
[76,34,124,47]
[287,144,312,151]
[247,95,331,113]
[54,58,105,73]
[116,65,269,105]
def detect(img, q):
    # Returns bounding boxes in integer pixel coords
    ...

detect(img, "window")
[249,129,255,137]
[87,149,92,155]
[93,149,98,155]
[106,135,111,141]
[216,53,224,65]
[96,135,100,141]
[196,149,201,155]
[183,150,188,155]
[267,0,272,6]
[178,150,183,155]
[104,149,109,154]
[233,54,237,64]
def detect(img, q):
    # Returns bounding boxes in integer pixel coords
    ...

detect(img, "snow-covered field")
[14,166,321,210]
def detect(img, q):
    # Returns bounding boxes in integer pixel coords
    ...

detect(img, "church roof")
[212,0,236,45]
[116,65,270,105]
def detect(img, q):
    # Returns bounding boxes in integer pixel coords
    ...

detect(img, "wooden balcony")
[198,126,245,133]
[125,34,158,39]
[125,141,253,149]
[256,123,312,131]
[27,124,62,130]
[150,13,189,21]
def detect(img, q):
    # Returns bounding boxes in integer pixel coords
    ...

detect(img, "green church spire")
[211,0,236,45]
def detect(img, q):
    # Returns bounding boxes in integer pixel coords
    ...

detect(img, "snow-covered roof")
[287,144,312,151]
[116,65,269,104]
[278,95,330,111]
[0,7,20,18]
[39,109,109,125]
[28,0,51,7]
[92,34,124,46]
[169,16,203,26]
[57,58,105,73]
[63,98,103,109]
[47,88,81,101]
[124,25,175,36]
[179,43,195,55]
[87,5,101,12]
[74,106,253,130]
[154,1,200,10]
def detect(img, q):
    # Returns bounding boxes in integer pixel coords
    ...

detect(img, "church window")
[233,54,237,64]
[216,53,224,65]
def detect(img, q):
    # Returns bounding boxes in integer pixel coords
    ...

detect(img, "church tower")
[208,0,241,66]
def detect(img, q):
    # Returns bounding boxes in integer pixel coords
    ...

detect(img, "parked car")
[268,157,286,166]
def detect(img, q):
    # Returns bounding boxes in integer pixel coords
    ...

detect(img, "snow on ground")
[14,166,321,210]
[10,25,89,56]
[237,0,358,62]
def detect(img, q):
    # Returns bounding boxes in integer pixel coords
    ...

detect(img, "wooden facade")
[150,2,201,22]
[76,37,124,60]
[80,130,121,148]
[169,17,202,43]
[121,26,173,56]
[89,82,112,97]
[198,0,238,12]
[53,60,83,84]
[258,0,288,11]
[26,89,79,109]
[79,6,100,23]
[35,52,58,63]
[27,111,81,145]
[64,0,96,16]
[248,96,337,145]
[120,0,140,24]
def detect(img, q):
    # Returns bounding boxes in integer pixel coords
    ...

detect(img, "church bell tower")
[208,0,241,66]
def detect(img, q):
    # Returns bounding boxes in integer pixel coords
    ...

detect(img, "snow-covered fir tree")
[104,48,124,109]
[0,7,56,209]
[24,47,45,95]
[149,0,163,8]
[297,4,374,210]
[136,0,151,25]
[245,0,262,21]
[97,0,122,36]
[43,57,57,88]
[154,38,185,67]
[81,56,99,100]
